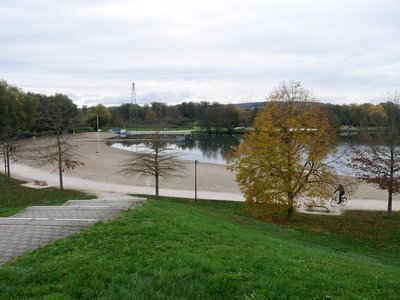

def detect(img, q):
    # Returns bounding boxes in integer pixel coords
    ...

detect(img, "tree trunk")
[155,173,159,198]
[287,192,294,221]
[287,206,294,221]
[387,167,394,217]
[57,136,63,191]
[387,190,392,218]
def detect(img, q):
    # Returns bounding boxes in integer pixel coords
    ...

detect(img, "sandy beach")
[5,132,400,211]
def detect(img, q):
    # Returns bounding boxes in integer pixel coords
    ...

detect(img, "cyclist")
[334,184,345,204]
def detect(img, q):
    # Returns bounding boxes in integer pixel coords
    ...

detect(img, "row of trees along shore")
[1,79,399,219]
[0,80,396,134]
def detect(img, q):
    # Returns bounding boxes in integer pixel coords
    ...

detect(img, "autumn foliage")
[228,82,338,220]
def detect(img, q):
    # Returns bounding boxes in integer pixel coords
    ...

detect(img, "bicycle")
[330,194,347,207]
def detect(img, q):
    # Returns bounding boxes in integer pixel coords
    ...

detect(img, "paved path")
[9,163,244,201]
[8,163,400,211]
[0,193,146,265]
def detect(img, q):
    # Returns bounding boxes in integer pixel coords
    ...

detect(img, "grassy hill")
[0,196,399,299]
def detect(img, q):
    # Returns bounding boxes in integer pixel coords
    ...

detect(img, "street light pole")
[6,145,10,178]
[195,160,198,202]
[96,115,100,153]
[3,146,7,176]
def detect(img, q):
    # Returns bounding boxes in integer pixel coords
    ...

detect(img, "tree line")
[87,101,252,132]
[1,80,396,137]
[0,80,80,138]
[91,101,393,130]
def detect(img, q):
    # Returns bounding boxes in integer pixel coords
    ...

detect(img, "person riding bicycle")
[334,184,345,204]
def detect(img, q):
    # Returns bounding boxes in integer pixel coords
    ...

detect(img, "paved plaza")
[0,193,146,265]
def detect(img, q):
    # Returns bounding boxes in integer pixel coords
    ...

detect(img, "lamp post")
[3,146,7,176]
[96,115,100,153]
[6,145,10,178]
[194,160,198,202]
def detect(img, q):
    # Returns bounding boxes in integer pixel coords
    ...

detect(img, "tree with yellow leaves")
[228,82,338,220]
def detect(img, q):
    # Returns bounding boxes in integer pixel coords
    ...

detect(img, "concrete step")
[95,197,147,204]
[63,199,138,208]
[10,198,147,222]
[0,194,147,265]
[94,194,137,201]
[0,217,33,225]
[0,217,97,227]
[131,198,147,206]
[63,198,146,207]
[13,210,120,221]
[20,206,123,211]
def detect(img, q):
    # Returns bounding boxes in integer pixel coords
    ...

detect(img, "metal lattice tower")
[129,82,138,126]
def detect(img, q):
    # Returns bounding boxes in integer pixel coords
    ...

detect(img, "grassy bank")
[0,196,398,299]
[0,174,95,217]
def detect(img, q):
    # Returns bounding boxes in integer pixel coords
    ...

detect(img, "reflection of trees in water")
[110,134,396,167]
[180,134,242,160]
[114,139,169,148]
[109,134,242,162]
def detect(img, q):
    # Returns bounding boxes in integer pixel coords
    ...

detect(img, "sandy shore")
[13,132,239,193]
[5,132,399,211]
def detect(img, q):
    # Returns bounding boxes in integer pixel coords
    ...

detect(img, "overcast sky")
[1,0,399,107]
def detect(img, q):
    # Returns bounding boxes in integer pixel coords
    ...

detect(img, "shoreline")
[5,132,399,211]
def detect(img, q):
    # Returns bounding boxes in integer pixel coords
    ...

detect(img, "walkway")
[8,163,400,211]
[0,193,146,265]
[9,163,244,201]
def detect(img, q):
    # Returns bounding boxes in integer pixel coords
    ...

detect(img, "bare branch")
[120,130,186,197]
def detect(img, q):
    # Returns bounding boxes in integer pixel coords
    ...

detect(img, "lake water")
[110,133,242,165]
[109,134,363,174]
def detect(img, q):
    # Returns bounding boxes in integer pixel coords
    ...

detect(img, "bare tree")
[33,94,84,190]
[1,141,12,178]
[0,127,20,179]
[121,129,185,197]
[350,95,400,217]
[35,136,84,190]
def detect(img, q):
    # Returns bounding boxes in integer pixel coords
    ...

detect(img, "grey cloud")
[0,0,399,106]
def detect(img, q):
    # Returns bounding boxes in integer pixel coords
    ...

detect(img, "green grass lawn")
[0,195,398,299]
[0,174,95,217]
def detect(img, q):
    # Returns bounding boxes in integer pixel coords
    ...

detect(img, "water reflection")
[109,133,384,174]
[109,133,242,165]
[181,133,242,161]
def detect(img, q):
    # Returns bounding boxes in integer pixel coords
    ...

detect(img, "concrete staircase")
[0,194,146,264]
